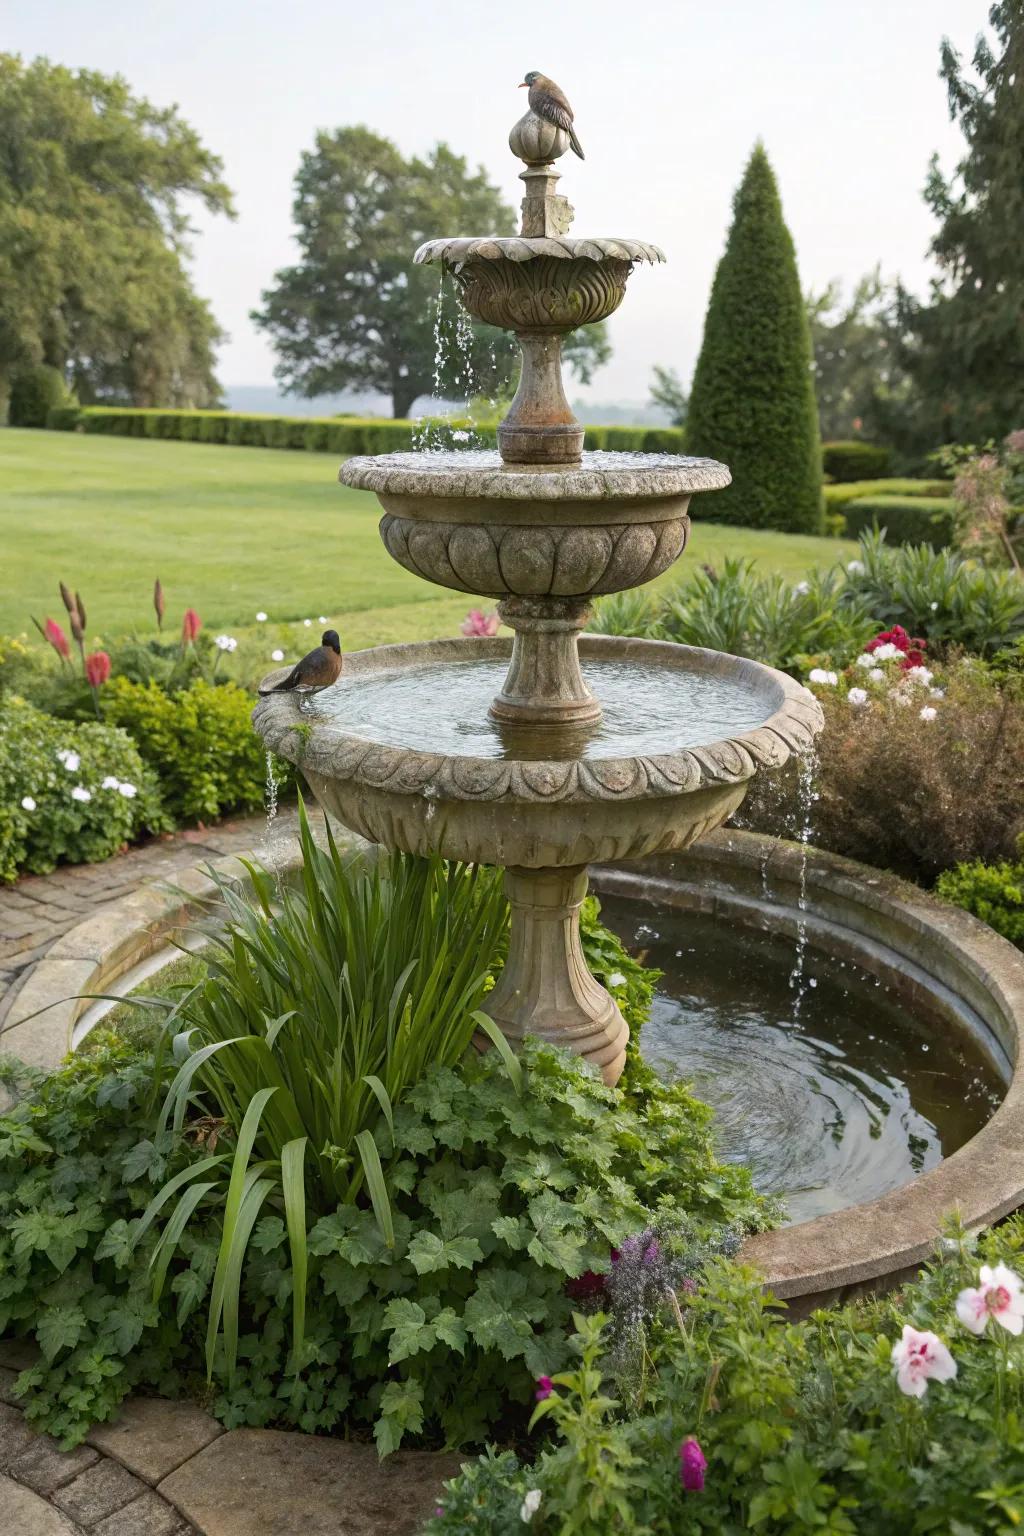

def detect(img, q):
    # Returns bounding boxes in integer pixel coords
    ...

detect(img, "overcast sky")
[7,0,987,404]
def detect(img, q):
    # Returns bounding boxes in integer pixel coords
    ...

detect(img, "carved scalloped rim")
[414,236,666,267]
[253,638,824,808]
[339,452,732,500]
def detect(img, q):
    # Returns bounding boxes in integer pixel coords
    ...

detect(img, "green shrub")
[103,676,275,823]
[686,145,822,533]
[0,697,167,881]
[43,408,685,460]
[822,439,892,481]
[843,493,956,549]
[823,478,951,511]
[429,1215,1024,1535]
[843,529,1024,657]
[9,365,72,428]
[936,856,1024,947]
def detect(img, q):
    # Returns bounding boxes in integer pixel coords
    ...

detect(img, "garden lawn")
[2,429,856,648]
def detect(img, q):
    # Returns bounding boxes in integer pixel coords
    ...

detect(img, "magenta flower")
[679,1437,706,1491]
[956,1263,1024,1336]
[535,1376,554,1401]
[461,608,499,637]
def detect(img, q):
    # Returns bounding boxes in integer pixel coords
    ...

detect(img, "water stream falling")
[786,749,819,1016]
[264,749,280,833]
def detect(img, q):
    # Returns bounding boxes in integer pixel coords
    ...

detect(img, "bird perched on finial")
[268,630,343,692]
[519,72,585,160]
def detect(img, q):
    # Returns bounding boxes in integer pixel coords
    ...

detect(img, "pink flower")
[535,1376,554,1401]
[44,617,71,661]
[679,1437,707,1491]
[956,1263,1024,1336]
[181,608,202,645]
[460,609,499,637]
[84,651,111,688]
[891,1325,957,1397]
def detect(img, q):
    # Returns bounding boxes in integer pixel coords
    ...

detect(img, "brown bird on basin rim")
[519,71,585,160]
[270,629,343,692]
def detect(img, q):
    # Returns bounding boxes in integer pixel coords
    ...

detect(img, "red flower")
[680,1437,707,1492]
[181,608,202,644]
[44,618,71,661]
[900,650,926,670]
[84,651,111,688]
[565,1270,607,1301]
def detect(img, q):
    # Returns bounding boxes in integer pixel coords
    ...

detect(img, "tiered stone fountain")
[254,92,823,1085]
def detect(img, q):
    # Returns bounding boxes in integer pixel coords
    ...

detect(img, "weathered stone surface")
[0,1475,82,1534]
[341,447,723,501]
[91,1488,193,1535]
[0,1368,19,1406]
[158,1430,459,1536]
[51,1458,147,1524]
[0,1402,39,1468]
[9,1435,99,1494]
[0,958,94,1067]
[0,1338,39,1370]
[87,1398,223,1484]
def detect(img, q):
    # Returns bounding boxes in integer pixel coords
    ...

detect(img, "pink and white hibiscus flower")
[891,1325,957,1397]
[956,1263,1024,1336]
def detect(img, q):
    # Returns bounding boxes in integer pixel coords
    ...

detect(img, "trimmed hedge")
[824,477,951,511]
[822,439,892,481]
[46,407,690,457]
[843,494,956,549]
[10,365,72,428]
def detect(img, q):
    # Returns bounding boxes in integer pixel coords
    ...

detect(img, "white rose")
[118,782,137,798]
[847,687,868,706]
[256,612,268,622]
[71,785,92,803]
[20,795,36,812]
[272,649,285,662]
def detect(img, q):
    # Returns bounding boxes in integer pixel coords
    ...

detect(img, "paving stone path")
[0,809,298,1029]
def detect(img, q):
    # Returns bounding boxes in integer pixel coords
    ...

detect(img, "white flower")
[56,749,81,772]
[847,687,868,706]
[920,705,937,721]
[890,689,911,706]
[452,429,471,443]
[607,971,626,989]
[101,775,121,790]
[118,782,137,799]
[520,1489,542,1523]
[71,785,92,803]
[318,616,327,624]
[271,649,285,662]
[891,1325,957,1398]
[956,1262,1024,1336]
[214,634,238,652]
[303,619,312,627]
[873,642,901,661]
[930,687,945,699]
[808,668,838,686]
[854,653,875,669]
[20,795,36,812]
[868,668,885,682]
[846,559,865,575]
[930,601,939,611]
[256,611,268,622]
[907,666,933,686]
[793,580,810,596]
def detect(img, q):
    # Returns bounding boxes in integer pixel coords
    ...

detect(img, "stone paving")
[0,809,298,1029]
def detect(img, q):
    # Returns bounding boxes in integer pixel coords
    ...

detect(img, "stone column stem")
[497,333,584,465]
[490,596,600,726]
[482,864,628,1085]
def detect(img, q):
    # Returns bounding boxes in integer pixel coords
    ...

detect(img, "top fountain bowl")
[339,449,731,600]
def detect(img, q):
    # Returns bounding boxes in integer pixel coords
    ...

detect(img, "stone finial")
[509,109,575,238]
[509,110,570,166]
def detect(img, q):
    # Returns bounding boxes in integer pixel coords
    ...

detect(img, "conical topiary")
[687,144,822,533]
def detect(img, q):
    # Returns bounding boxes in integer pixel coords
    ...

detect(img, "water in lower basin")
[309,655,776,761]
[597,894,1005,1224]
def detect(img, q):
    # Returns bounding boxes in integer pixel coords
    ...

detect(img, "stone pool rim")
[2,825,1023,1315]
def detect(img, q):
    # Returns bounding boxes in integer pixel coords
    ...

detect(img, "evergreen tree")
[899,2,1024,445]
[687,144,821,532]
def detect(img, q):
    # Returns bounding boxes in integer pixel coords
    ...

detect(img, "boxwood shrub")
[823,439,892,481]
[10,365,72,428]
[843,493,956,549]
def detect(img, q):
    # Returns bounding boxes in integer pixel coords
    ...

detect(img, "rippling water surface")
[310,656,775,761]
[598,895,1005,1224]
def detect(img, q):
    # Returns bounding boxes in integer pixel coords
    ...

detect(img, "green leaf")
[431,1306,467,1355]
[374,1377,424,1458]
[94,1219,138,1269]
[321,1256,370,1307]
[463,1272,542,1361]
[252,1216,286,1254]
[37,1303,86,1362]
[121,1139,167,1184]
[406,1231,483,1275]
[382,1298,436,1363]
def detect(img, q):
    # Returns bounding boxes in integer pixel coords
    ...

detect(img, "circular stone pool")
[597,893,1006,1225]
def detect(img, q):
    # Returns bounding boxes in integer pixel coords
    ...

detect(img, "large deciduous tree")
[253,127,610,419]
[806,269,912,442]
[899,3,1024,445]
[0,55,233,416]
[686,144,821,532]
